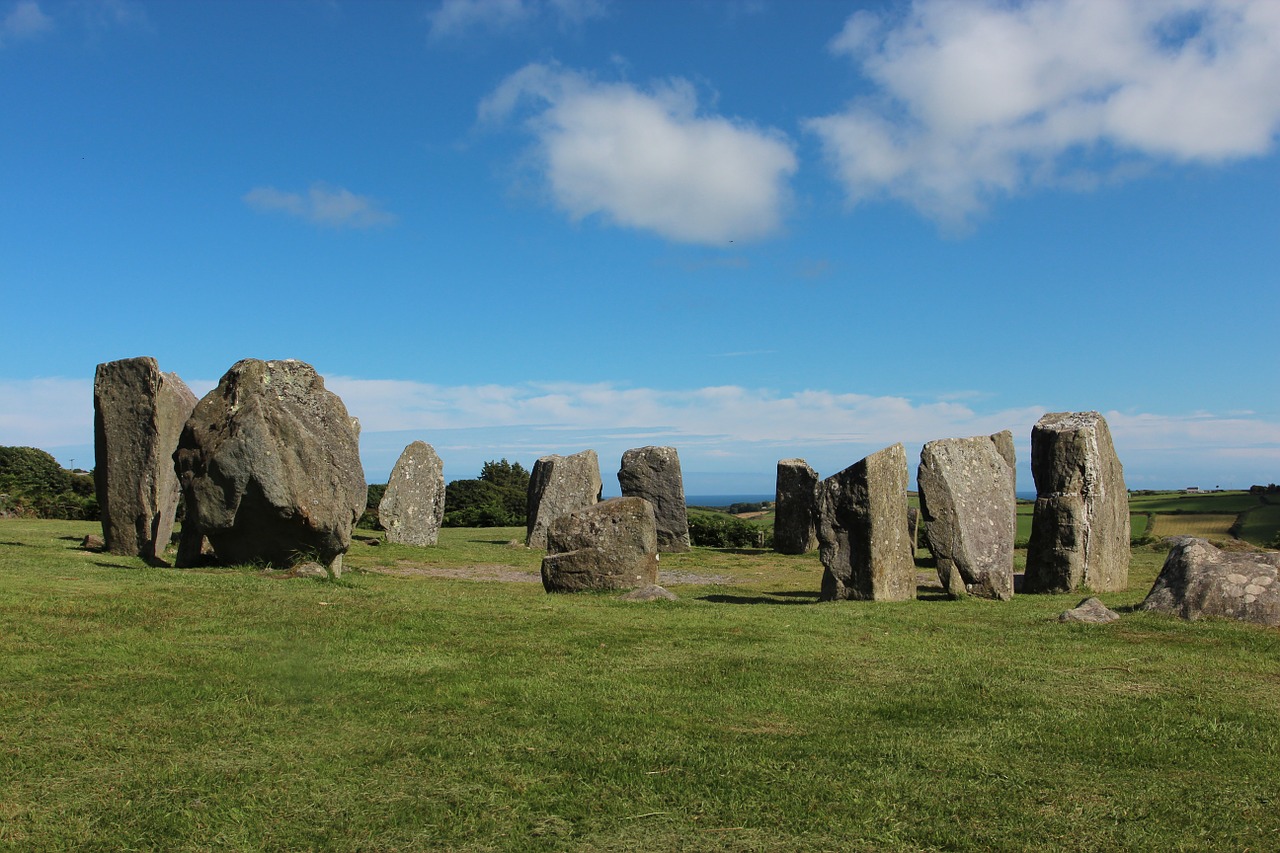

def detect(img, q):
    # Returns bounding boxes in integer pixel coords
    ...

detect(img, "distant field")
[1127,490,1262,514]
[1237,504,1280,547]
[1149,514,1238,539]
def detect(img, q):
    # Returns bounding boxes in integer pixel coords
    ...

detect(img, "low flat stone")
[287,561,331,580]
[1142,537,1280,627]
[541,496,659,593]
[81,534,105,551]
[1059,597,1121,623]
[620,584,677,601]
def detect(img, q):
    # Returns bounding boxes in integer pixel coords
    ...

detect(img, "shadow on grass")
[0,541,28,547]
[698,590,821,606]
[92,561,139,570]
[58,536,83,542]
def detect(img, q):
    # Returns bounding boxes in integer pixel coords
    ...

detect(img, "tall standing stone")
[173,359,366,575]
[774,458,819,554]
[1024,412,1129,593]
[618,446,691,553]
[379,441,445,546]
[526,450,603,549]
[817,444,915,601]
[917,431,1016,600]
[93,356,197,562]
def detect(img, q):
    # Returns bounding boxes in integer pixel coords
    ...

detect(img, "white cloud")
[808,0,1280,223]
[242,183,396,229]
[0,378,92,448]
[1,0,53,44]
[426,0,605,39]
[481,63,797,244]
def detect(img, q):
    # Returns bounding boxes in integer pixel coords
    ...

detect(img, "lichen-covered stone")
[1142,537,1280,627]
[540,497,659,593]
[1024,412,1129,593]
[379,441,445,546]
[917,432,1016,600]
[174,359,365,574]
[93,356,197,561]
[1059,597,1121,623]
[526,450,603,549]
[618,446,690,553]
[817,444,915,601]
[774,458,819,554]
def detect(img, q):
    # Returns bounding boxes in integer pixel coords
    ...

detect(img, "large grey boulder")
[1142,538,1280,627]
[526,450,603,549]
[173,359,366,575]
[540,497,659,593]
[618,446,691,553]
[917,431,1016,600]
[817,444,915,601]
[774,458,819,554]
[1024,412,1129,593]
[93,356,197,561]
[379,441,445,546]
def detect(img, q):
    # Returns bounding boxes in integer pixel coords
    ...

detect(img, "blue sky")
[2,0,1278,494]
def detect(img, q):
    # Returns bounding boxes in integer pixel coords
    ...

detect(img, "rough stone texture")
[917,432,1016,600]
[1059,597,1121,623]
[93,356,198,561]
[1142,537,1280,627]
[288,561,331,580]
[1024,412,1130,593]
[618,446,691,553]
[817,444,915,601]
[907,507,919,551]
[774,458,819,554]
[81,534,105,551]
[540,496,659,593]
[173,359,366,575]
[379,441,446,546]
[526,450,603,549]
[620,584,678,602]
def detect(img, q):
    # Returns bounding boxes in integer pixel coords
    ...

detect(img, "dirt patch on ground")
[364,561,736,586]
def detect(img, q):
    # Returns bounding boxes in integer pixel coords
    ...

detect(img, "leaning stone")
[1059,597,1121,623]
[93,357,198,561]
[917,432,1016,600]
[174,359,365,575]
[526,450,603,549]
[618,446,691,553]
[1024,412,1129,594]
[817,444,915,601]
[379,441,446,546]
[541,497,659,593]
[1142,537,1280,627]
[620,584,677,602]
[774,458,819,554]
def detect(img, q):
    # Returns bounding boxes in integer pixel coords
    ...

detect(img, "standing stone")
[379,441,445,546]
[618,446,691,553]
[1024,412,1129,593]
[1142,537,1280,627]
[906,506,919,551]
[173,359,365,575]
[93,357,198,562]
[540,496,660,593]
[917,431,1016,600]
[774,458,819,554]
[817,444,915,601]
[526,450,603,549]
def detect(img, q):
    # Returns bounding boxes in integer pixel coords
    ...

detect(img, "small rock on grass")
[1059,597,1121,624]
[620,584,677,602]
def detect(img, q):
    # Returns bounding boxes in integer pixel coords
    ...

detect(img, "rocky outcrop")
[917,432,1016,600]
[1142,538,1280,627]
[173,359,366,576]
[540,496,659,593]
[774,458,819,554]
[817,444,915,601]
[526,450,603,549]
[618,446,690,553]
[379,441,445,546]
[93,356,197,561]
[1024,412,1129,593]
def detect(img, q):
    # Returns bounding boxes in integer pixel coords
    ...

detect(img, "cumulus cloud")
[807,0,1280,223]
[426,0,605,40]
[242,183,396,229]
[480,63,797,244]
[1,0,53,44]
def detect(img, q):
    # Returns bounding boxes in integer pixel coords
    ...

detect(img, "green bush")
[442,459,529,528]
[688,513,770,548]
[0,446,97,520]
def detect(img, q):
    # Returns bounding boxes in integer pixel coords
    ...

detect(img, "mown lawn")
[2,519,1278,852]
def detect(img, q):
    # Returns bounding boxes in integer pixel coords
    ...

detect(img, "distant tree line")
[0,446,98,520]
[362,459,532,530]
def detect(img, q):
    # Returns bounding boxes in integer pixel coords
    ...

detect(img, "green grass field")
[3,518,1279,851]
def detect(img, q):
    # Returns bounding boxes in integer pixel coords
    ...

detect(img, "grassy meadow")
[2,500,1279,851]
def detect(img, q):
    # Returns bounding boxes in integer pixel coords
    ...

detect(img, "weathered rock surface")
[81,534,105,551]
[917,432,1016,600]
[618,446,691,553]
[907,507,919,551]
[620,584,677,602]
[93,356,198,561]
[526,450,603,549]
[379,441,445,546]
[541,496,659,593]
[173,359,366,574]
[817,444,915,601]
[1142,538,1280,627]
[1024,412,1129,594]
[1059,597,1121,623]
[774,458,819,555]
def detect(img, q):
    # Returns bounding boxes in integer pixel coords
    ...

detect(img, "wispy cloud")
[426,0,606,40]
[0,0,53,45]
[242,183,396,229]
[807,0,1280,225]
[480,63,797,245]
